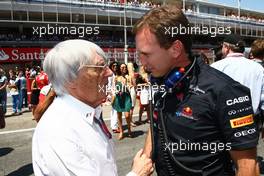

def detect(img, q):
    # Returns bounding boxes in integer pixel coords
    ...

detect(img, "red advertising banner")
[0,47,137,63]
[0,48,50,63]
[103,48,137,61]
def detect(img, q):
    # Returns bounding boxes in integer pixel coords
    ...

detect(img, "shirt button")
[86,113,92,118]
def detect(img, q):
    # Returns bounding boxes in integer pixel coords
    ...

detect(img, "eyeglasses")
[78,63,109,72]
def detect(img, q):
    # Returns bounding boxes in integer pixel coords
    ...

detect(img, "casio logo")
[226,96,249,106]
[234,128,256,138]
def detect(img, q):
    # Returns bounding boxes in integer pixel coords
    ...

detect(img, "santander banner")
[0,47,137,63]
[0,48,49,63]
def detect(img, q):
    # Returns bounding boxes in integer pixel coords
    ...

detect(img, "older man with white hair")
[32,39,153,176]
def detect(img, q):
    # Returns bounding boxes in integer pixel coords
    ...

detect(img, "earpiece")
[165,57,197,91]
[164,67,185,90]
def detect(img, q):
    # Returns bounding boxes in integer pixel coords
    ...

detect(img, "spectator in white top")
[250,39,264,137]
[211,34,264,116]
[32,39,153,176]
[30,67,37,78]
[108,61,119,133]
[8,69,22,115]
[17,70,28,109]
[251,39,264,66]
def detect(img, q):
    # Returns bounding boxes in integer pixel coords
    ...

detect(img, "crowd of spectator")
[94,0,161,8]
[15,0,160,9]
[0,32,135,48]
[0,65,49,116]
[226,12,264,24]
[185,7,264,24]
[10,0,264,24]
[106,61,151,140]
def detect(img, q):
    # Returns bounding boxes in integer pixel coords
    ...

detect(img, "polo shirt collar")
[61,94,102,125]
[226,53,244,58]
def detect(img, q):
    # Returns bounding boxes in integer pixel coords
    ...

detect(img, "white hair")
[43,39,106,96]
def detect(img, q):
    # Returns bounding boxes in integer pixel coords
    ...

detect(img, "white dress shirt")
[252,59,264,111]
[211,53,264,114]
[32,94,118,176]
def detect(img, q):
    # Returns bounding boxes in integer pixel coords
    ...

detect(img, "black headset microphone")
[149,57,203,175]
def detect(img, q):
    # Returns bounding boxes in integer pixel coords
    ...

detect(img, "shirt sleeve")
[216,82,258,150]
[126,171,138,176]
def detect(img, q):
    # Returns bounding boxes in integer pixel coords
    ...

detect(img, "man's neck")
[173,52,191,68]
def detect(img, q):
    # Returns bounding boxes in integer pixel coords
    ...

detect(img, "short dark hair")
[251,39,264,59]
[223,34,245,53]
[133,5,192,56]
[109,61,119,71]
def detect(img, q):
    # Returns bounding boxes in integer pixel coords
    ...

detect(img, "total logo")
[234,128,256,138]
[176,106,197,120]
[226,96,249,106]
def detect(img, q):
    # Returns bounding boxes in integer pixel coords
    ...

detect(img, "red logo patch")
[183,106,193,116]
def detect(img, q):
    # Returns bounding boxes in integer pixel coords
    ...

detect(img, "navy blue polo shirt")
[153,58,258,176]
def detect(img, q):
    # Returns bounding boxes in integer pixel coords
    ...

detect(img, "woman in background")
[30,74,40,117]
[127,62,137,127]
[112,63,132,140]
[8,69,21,115]
[108,61,119,133]
[136,66,150,123]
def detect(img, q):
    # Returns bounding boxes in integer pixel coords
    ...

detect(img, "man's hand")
[131,149,154,176]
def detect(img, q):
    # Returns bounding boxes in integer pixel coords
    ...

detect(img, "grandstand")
[0,0,264,68]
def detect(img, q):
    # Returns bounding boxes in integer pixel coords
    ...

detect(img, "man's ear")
[67,80,76,89]
[65,79,77,92]
[227,46,231,54]
[66,72,80,90]
[169,40,184,59]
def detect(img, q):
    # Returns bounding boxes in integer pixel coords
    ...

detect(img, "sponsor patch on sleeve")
[230,115,254,128]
